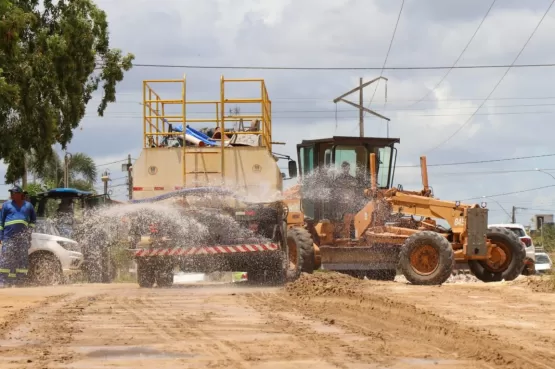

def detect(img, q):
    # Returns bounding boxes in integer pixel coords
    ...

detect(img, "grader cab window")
[377,146,394,188]
[334,145,367,177]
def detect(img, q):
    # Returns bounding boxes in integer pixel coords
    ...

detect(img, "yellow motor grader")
[283,136,525,285]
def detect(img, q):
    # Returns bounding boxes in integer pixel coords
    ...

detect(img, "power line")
[464,184,555,201]
[398,153,555,168]
[94,95,555,102]
[96,62,555,71]
[425,0,555,153]
[87,102,555,113]
[364,0,405,120]
[407,0,497,108]
[82,110,555,120]
[96,159,127,167]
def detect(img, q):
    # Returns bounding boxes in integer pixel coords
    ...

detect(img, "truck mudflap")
[132,242,280,257]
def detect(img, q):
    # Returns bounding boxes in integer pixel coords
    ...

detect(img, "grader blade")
[319,245,400,271]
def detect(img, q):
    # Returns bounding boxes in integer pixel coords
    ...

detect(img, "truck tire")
[284,224,303,281]
[247,251,288,285]
[468,226,526,282]
[399,231,454,285]
[29,252,64,286]
[155,263,174,288]
[137,260,155,288]
[288,227,315,273]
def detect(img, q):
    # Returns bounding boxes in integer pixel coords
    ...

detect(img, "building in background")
[534,214,554,230]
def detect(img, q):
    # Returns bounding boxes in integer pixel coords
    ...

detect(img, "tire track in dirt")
[0,293,69,339]
[282,273,555,369]
[120,290,251,368]
[0,291,108,369]
[246,292,379,369]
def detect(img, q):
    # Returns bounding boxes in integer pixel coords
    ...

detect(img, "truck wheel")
[247,252,287,285]
[155,263,174,288]
[29,252,64,286]
[288,227,315,273]
[468,226,526,282]
[137,259,155,288]
[399,231,454,285]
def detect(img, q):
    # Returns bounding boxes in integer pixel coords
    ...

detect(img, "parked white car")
[488,223,535,274]
[29,219,84,285]
[534,252,553,274]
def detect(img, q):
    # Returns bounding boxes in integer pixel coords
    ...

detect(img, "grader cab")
[288,136,525,285]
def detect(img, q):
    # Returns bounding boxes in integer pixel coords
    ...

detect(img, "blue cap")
[8,185,24,194]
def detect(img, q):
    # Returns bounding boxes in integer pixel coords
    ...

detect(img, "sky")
[3,0,555,226]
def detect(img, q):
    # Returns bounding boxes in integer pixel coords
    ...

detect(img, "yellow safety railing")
[142,75,273,185]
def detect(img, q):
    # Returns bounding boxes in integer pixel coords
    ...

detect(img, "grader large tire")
[287,227,314,274]
[468,226,526,282]
[399,231,454,285]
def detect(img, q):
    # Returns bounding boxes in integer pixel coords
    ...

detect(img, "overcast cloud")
[3,0,555,226]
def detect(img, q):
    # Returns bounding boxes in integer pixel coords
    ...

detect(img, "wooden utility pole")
[127,154,133,200]
[63,152,72,188]
[511,206,516,223]
[333,76,390,137]
[358,78,364,137]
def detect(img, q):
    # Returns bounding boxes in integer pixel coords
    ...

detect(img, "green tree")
[0,0,134,183]
[27,150,97,191]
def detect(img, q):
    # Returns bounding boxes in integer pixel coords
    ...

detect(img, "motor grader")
[126,75,303,287]
[283,136,525,285]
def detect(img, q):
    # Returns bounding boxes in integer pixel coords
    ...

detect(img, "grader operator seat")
[296,136,400,223]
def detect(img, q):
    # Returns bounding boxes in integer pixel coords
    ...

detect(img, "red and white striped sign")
[133,186,183,191]
[133,243,279,257]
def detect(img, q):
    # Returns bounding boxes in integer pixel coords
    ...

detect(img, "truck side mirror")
[288,160,298,178]
[281,173,286,179]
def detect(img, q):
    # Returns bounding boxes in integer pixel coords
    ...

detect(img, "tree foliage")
[27,149,97,190]
[0,0,134,183]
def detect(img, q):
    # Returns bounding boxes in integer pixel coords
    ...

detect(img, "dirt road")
[0,274,554,369]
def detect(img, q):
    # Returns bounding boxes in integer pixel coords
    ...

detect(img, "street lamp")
[482,195,512,222]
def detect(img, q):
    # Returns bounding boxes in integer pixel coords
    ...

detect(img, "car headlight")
[57,241,81,253]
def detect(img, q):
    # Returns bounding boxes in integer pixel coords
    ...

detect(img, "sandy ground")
[0,274,553,369]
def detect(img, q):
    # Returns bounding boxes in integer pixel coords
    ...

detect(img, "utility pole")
[511,206,516,223]
[127,154,133,200]
[101,170,110,196]
[63,152,72,188]
[358,78,364,137]
[122,154,133,200]
[333,76,390,137]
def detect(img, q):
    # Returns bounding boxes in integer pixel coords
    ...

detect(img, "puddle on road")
[76,345,195,360]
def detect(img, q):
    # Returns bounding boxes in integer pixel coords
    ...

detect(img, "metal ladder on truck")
[141,75,273,189]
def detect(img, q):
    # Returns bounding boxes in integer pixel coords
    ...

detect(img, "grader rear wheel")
[399,231,454,285]
[468,226,525,282]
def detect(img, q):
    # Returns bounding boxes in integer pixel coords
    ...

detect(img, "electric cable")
[425,0,555,153]
[407,0,497,108]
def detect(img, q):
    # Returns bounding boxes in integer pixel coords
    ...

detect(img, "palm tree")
[27,149,97,191]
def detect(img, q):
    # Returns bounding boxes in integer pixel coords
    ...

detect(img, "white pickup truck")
[29,218,84,285]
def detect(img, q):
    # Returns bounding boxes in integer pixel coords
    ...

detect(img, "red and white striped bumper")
[132,243,280,257]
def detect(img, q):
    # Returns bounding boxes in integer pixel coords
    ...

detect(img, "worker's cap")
[8,185,26,194]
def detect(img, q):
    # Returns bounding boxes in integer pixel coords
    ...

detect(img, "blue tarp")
[171,124,217,146]
[39,188,94,198]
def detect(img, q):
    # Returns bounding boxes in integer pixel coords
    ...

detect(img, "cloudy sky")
[3,0,555,226]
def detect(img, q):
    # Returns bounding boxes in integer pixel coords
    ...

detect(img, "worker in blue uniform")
[0,185,36,287]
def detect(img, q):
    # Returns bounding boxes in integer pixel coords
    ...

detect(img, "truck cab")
[295,136,400,222]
